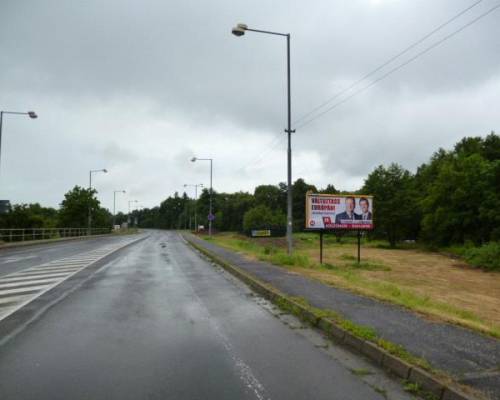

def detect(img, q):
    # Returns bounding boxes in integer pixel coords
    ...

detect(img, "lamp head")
[103,168,108,173]
[27,111,38,119]
[191,157,197,162]
[232,23,247,37]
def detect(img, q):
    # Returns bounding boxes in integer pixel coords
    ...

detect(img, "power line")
[295,2,500,129]
[293,0,484,126]
[235,132,286,174]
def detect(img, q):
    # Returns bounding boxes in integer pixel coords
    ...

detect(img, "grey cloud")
[1,0,499,208]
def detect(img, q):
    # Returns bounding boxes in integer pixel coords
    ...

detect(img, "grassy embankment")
[203,232,500,338]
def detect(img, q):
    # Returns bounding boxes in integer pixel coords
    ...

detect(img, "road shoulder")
[183,232,495,400]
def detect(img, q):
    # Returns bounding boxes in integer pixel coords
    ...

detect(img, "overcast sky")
[1,0,499,213]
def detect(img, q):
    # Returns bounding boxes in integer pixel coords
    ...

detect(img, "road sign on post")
[0,200,11,214]
[208,213,215,221]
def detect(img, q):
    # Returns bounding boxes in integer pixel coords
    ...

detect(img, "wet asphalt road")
[0,231,413,400]
[0,236,136,277]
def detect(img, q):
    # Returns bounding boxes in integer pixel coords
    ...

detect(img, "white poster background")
[305,194,374,230]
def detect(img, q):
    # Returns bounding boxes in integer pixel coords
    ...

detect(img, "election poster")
[305,193,374,230]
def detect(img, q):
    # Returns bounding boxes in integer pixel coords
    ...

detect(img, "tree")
[254,185,286,212]
[362,164,419,247]
[213,192,254,232]
[292,178,317,230]
[320,184,339,194]
[416,132,500,245]
[420,154,500,245]
[243,205,286,233]
[58,186,110,228]
[0,203,57,229]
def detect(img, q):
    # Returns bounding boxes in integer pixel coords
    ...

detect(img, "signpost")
[305,192,374,264]
[0,200,11,214]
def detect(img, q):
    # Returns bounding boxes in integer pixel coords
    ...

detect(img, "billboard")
[305,193,374,230]
[251,229,271,237]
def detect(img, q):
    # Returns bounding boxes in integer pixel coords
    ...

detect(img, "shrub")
[464,242,500,271]
[242,205,286,232]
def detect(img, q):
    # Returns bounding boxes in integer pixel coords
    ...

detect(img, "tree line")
[136,132,499,248]
[0,186,113,230]
[2,132,499,249]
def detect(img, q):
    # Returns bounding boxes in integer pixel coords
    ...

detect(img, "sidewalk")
[184,233,500,399]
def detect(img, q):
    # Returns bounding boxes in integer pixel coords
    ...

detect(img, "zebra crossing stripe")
[0,279,59,290]
[0,285,48,297]
[0,295,30,306]
[0,236,142,322]
[0,272,74,281]
[15,268,82,276]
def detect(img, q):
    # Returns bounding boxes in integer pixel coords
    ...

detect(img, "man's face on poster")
[345,198,355,213]
[360,199,369,213]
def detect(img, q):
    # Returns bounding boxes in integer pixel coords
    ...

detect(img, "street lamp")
[231,23,294,255]
[0,110,38,176]
[88,168,108,235]
[184,183,203,232]
[113,190,126,227]
[191,157,213,236]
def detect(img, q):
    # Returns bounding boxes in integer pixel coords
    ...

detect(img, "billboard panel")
[305,193,374,230]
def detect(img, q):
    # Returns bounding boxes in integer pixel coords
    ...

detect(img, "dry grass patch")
[206,232,500,338]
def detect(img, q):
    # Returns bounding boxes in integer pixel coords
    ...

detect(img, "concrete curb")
[183,234,483,400]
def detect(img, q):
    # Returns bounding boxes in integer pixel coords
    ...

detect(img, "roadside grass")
[206,232,500,338]
[284,296,433,371]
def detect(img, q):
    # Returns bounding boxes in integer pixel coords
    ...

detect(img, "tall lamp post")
[232,23,294,255]
[184,183,203,232]
[113,190,126,227]
[191,157,213,236]
[88,168,107,235]
[0,110,38,176]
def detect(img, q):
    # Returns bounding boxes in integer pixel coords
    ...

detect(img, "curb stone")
[410,368,445,399]
[362,341,385,365]
[183,234,486,400]
[344,332,365,352]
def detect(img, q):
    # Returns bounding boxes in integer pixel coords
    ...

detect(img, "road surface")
[0,231,413,399]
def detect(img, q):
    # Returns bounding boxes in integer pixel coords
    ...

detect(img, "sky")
[1,0,499,213]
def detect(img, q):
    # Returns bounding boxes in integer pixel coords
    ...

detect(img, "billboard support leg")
[319,231,324,264]
[357,231,361,264]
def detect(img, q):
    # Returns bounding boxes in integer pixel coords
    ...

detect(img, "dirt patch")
[302,244,500,329]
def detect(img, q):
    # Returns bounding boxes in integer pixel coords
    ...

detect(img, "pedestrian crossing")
[0,236,140,322]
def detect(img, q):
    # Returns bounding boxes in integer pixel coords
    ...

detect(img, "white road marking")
[0,295,31,306]
[0,236,142,320]
[0,255,38,264]
[0,272,74,282]
[0,285,49,296]
[0,279,59,289]
[15,267,82,276]
[31,265,84,272]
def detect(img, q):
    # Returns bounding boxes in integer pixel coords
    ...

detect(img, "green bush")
[464,242,500,271]
[242,205,286,232]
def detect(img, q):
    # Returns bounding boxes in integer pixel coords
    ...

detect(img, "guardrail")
[0,228,112,243]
